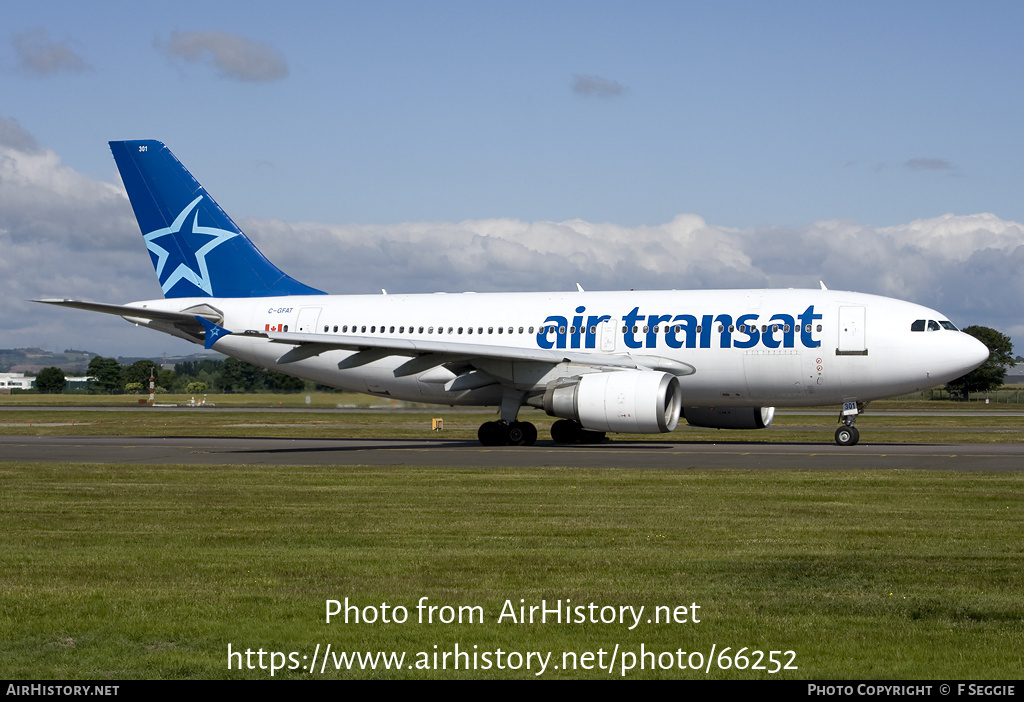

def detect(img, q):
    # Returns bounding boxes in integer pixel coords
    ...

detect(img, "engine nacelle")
[542,371,682,433]
[681,406,775,430]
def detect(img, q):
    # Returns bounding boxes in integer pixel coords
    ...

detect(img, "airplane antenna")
[819,281,828,290]
[576,283,585,292]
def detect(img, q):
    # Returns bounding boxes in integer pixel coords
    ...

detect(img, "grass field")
[1,399,1022,679]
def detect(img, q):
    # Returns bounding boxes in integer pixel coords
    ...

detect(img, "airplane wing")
[262,329,696,377]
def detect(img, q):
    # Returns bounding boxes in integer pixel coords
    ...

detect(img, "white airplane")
[38,140,989,446]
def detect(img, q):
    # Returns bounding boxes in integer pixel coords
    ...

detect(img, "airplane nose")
[961,333,989,373]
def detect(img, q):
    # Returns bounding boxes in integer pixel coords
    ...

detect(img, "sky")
[1,1,1022,359]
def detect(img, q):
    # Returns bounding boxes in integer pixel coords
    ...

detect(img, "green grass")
[2,462,1022,679]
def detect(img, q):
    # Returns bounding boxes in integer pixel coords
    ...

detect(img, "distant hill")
[0,348,223,374]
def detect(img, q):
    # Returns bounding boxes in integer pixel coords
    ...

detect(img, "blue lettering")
[537,315,567,349]
[733,313,760,349]
[798,305,822,348]
[571,306,585,349]
[666,314,698,349]
[623,307,645,349]
[585,314,611,349]
[535,304,822,351]
[700,314,714,348]
[770,313,796,348]
[715,313,734,349]
[646,314,672,349]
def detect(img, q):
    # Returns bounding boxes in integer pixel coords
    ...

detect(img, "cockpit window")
[912,319,949,332]
[940,321,959,331]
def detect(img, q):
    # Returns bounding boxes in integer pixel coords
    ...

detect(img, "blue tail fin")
[109,140,324,298]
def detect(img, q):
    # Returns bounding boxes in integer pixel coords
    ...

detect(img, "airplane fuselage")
[125,287,984,409]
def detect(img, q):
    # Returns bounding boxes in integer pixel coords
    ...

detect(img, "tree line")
[33,356,313,394]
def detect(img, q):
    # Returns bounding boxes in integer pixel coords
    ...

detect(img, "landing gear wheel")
[835,425,860,446]
[551,420,605,444]
[550,419,581,444]
[478,421,537,446]
[518,421,538,446]
[478,421,507,446]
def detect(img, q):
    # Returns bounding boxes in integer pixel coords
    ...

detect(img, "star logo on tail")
[144,196,238,296]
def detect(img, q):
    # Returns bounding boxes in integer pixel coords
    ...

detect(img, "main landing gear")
[478,420,538,446]
[476,419,608,445]
[834,401,863,446]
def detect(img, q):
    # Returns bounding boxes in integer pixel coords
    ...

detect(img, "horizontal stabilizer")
[34,298,205,324]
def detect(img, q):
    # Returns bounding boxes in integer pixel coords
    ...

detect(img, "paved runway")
[2,434,1021,470]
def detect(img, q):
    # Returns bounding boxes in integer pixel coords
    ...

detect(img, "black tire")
[520,422,538,446]
[550,419,581,444]
[478,421,507,446]
[835,425,860,446]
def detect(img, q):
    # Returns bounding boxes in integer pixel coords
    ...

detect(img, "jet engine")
[541,370,682,433]
[681,406,775,430]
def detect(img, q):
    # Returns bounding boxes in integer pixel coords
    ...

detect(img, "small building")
[0,373,35,392]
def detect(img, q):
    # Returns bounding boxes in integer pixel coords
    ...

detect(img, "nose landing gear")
[835,401,863,446]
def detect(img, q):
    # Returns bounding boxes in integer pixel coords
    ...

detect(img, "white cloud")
[156,31,288,82]
[571,73,628,98]
[12,28,91,75]
[905,157,955,172]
